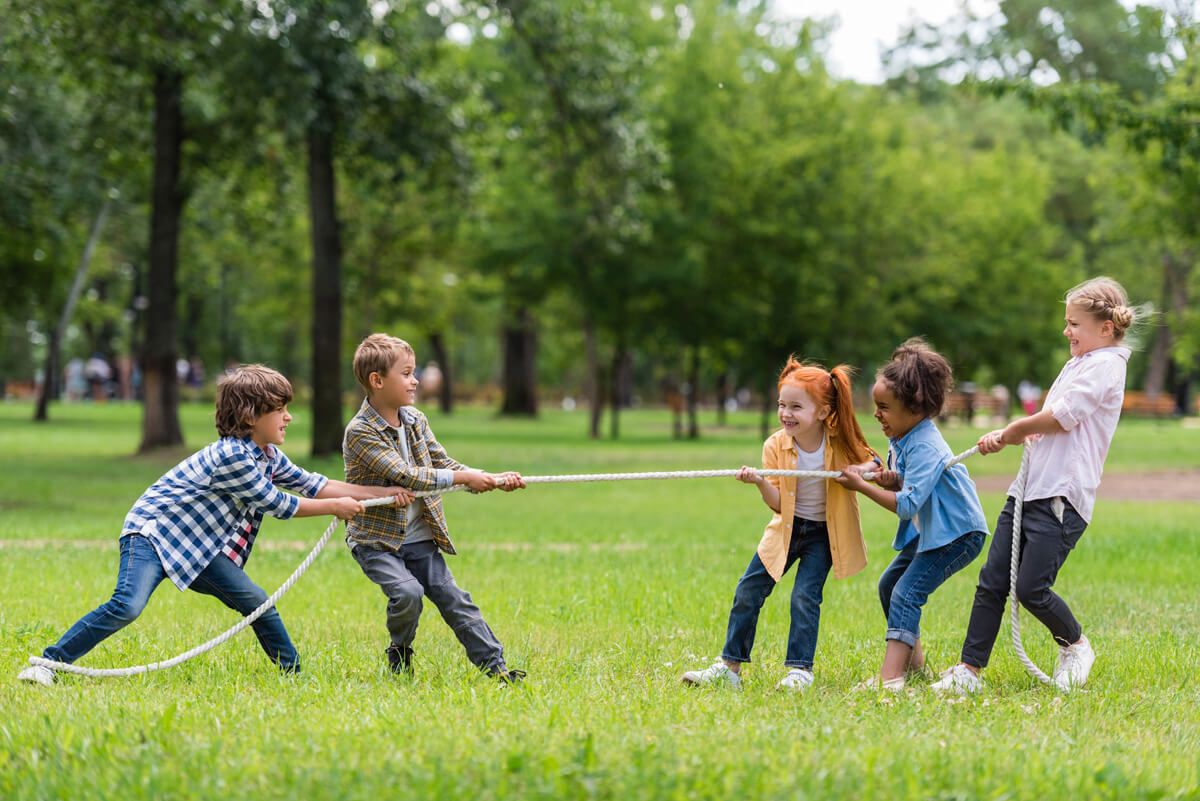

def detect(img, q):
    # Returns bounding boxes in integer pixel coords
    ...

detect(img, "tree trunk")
[308,96,344,458]
[608,344,627,440]
[428,332,453,414]
[583,313,602,439]
[715,370,729,426]
[500,304,538,416]
[686,346,700,439]
[760,371,773,441]
[138,68,185,453]
[36,198,111,422]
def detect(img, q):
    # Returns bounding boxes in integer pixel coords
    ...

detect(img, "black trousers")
[960,496,1087,669]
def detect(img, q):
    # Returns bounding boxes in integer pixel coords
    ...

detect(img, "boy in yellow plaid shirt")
[343,334,527,682]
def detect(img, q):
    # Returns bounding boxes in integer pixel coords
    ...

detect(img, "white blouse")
[1011,346,1130,523]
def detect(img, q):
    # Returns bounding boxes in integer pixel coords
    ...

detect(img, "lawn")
[1,401,1198,800]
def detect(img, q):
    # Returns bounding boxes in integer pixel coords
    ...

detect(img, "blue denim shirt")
[889,417,988,552]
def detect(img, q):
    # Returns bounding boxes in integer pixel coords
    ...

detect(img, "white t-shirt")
[792,436,827,522]
[1011,346,1130,523]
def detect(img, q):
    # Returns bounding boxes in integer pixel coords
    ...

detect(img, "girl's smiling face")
[1063,300,1116,358]
[777,383,827,446]
[872,379,924,440]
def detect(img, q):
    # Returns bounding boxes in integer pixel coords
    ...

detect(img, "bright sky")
[772,0,1195,84]
[771,0,999,83]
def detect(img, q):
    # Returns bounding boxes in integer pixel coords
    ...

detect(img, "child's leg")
[42,534,166,665]
[878,545,916,622]
[1011,498,1087,647]
[881,531,986,680]
[402,542,506,674]
[783,521,833,670]
[720,551,779,671]
[190,554,299,671]
[960,498,1021,669]
[350,546,425,651]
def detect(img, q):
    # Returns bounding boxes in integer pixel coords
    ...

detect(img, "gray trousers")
[351,540,506,673]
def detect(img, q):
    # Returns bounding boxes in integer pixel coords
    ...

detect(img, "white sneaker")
[777,668,814,691]
[1053,635,1095,691]
[17,665,55,687]
[930,663,982,695]
[681,661,741,689]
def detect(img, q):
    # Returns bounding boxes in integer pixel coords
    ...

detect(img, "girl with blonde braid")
[934,277,1140,694]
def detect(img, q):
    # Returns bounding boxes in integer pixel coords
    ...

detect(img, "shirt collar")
[240,437,273,462]
[890,416,934,449]
[1073,345,1132,364]
[358,398,417,431]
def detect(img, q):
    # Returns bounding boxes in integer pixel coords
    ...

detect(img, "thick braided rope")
[1008,444,1054,684]
[28,496,399,678]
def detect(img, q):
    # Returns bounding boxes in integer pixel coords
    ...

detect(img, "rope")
[407,445,982,498]
[28,496,398,678]
[33,443,1046,682]
[1007,444,1054,684]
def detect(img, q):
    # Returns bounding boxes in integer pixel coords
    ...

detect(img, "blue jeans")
[43,534,299,670]
[721,519,833,670]
[878,530,985,648]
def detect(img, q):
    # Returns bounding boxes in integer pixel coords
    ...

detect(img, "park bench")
[1121,390,1179,417]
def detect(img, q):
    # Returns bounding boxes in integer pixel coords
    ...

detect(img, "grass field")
[1,401,1198,800]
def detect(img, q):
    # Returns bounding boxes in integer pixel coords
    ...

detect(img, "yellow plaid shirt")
[342,400,466,553]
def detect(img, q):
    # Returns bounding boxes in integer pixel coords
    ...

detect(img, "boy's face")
[250,404,292,449]
[372,353,419,408]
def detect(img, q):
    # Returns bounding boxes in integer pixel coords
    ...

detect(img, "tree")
[239,0,462,454]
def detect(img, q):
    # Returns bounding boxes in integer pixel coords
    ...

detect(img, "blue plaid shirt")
[122,438,328,590]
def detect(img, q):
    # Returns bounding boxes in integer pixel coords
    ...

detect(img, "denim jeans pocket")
[942,533,983,581]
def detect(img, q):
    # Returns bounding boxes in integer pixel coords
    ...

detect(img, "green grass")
[1,401,1198,800]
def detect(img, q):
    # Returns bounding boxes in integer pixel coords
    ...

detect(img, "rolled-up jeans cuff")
[720,654,750,665]
[783,660,814,670]
[886,628,918,648]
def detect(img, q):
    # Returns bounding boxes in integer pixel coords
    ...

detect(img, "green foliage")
[2,1,1198,426]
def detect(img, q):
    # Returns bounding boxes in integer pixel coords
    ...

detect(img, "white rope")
[1007,443,1054,684]
[30,444,1006,680]
[28,496,398,678]
[409,446,982,498]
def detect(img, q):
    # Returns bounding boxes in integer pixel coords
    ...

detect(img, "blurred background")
[2,0,1197,453]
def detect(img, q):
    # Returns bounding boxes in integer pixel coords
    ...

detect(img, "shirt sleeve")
[1048,358,1119,431]
[893,442,945,521]
[344,422,447,492]
[210,446,301,520]
[761,437,782,491]
[271,450,329,498]
[421,417,466,480]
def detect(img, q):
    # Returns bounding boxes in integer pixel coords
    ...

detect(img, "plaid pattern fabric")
[122,438,328,589]
[343,400,464,553]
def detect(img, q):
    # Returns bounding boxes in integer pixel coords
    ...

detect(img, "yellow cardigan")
[755,428,874,582]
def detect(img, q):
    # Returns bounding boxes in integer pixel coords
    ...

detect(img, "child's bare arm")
[978,409,1064,454]
[736,466,781,513]
[833,465,898,513]
[318,479,415,505]
[452,471,526,492]
[294,496,365,520]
